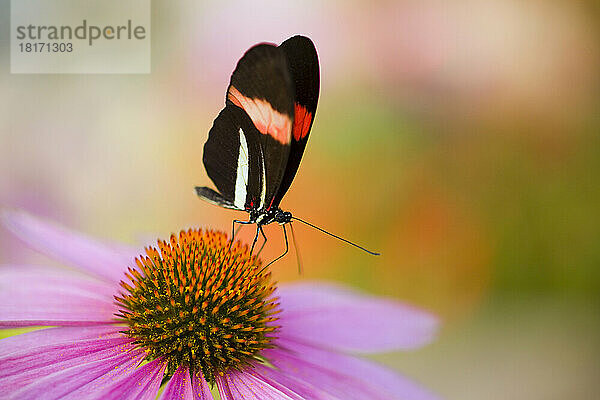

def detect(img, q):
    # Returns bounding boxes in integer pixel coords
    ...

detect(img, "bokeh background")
[1,0,599,398]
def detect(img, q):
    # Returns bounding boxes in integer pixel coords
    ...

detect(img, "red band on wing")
[292,103,313,141]
[228,86,291,144]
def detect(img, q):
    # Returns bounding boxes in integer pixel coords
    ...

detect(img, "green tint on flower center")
[114,229,280,385]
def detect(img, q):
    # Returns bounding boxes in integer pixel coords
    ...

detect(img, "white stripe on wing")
[234,128,249,209]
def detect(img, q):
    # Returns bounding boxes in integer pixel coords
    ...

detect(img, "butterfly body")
[247,207,290,225]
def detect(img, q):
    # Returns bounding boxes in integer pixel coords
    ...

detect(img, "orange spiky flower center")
[114,229,280,384]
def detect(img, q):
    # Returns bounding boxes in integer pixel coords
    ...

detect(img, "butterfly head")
[275,210,292,225]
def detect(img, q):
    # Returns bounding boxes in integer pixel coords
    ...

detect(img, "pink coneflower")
[0,211,440,399]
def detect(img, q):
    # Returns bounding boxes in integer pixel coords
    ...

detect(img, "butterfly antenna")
[291,216,380,256]
[289,222,303,275]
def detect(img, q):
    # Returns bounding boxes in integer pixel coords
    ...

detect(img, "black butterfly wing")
[271,35,320,207]
[196,105,265,210]
[226,43,295,210]
[195,186,238,210]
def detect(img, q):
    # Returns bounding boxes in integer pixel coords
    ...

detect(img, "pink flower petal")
[160,366,194,400]
[86,357,166,400]
[1,210,134,283]
[251,366,333,400]
[0,325,123,355]
[1,334,135,380]
[10,351,146,400]
[159,367,214,400]
[277,282,439,353]
[216,369,304,400]
[0,266,118,327]
[191,372,214,400]
[0,325,147,399]
[263,338,441,400]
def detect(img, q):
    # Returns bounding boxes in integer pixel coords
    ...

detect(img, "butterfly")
[196,35,378,265]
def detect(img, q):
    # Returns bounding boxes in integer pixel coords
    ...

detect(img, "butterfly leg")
[250,224,261,255]
[262,223,289,271]
[230,219,253,250]
[257,226,268,256]
[289,222,303,275]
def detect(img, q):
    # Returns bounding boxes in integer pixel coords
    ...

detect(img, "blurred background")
[1,0,599,398]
